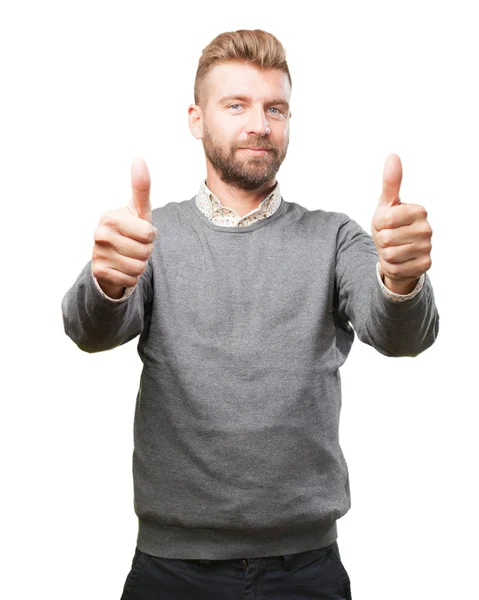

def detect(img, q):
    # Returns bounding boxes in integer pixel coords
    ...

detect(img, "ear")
[188,104,203,140]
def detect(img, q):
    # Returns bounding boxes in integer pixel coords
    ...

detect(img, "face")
[190,62,291,191]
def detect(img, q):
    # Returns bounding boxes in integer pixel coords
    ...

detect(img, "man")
[62,29,439,600]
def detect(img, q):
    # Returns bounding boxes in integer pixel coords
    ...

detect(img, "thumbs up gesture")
[92,158,158,299]
[371,154,433,295]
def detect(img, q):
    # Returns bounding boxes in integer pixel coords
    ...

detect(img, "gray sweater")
[61,195,439,559]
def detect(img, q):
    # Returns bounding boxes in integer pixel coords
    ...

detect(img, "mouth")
[239,147,271,156]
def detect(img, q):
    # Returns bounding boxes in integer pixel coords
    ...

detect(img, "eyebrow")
[218,95,290,111]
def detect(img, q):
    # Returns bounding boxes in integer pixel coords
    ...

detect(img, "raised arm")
[61,158,158,352]
[335,154,439,357]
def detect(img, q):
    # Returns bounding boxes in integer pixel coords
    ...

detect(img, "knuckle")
[423,256,432,271]
[94,224,110,243]
[418,205,428,220]
[138,260,148,275]
[381,246,393,262]
[92,264,108,280]
[124,276,139,288]
[387,263,400,277]
[115,273,133,287]
[375,231,385,248]
[381,229,393,247]
[383,214,395,229]
[100,211,118,228]
[374,231,384,248]
[421,225,432,239]
[92,244,105,261]
[135,223,152,243]
[142,243,153,260]
[148,227,158,243]
[130,260,146,277]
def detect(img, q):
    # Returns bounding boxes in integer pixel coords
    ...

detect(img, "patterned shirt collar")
[195,179,282,226]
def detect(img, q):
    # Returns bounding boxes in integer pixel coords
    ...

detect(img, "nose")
[245,106,271,137]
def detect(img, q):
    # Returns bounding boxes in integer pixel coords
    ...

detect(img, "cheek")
[270,124,288,145]
[214,124,242,148]
[213,115,241,135]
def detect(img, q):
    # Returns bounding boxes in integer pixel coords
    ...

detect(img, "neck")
[205,168,276,218]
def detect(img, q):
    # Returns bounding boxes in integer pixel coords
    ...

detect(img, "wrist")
[97,280,126,299]
[383,275,419,295]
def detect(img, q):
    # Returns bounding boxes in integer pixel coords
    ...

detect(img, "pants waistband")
[196,541,338,570]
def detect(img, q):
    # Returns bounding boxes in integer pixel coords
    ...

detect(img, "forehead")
[206,62,291,103]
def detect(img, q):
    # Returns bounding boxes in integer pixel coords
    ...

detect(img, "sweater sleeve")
[334,215,439,357]
[61,259,153,353]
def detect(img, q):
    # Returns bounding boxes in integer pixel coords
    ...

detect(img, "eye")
[228,104,283,113]
[269,107,287,118]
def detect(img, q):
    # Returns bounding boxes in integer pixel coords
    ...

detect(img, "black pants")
[120,541,352,599]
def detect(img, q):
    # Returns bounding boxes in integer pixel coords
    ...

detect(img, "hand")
[92,158,158,299]
[371,154,433,295]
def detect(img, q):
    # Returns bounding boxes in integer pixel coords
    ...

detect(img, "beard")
[202,122,288,191]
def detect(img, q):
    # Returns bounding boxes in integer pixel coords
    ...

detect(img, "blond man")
[62,29,438,600]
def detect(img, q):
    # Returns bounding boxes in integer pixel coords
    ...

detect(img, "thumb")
[379,153,402,207]
[129,157,152,222]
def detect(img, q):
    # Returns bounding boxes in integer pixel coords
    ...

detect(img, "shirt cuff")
[91,267,136,303]
[376,262,425,303]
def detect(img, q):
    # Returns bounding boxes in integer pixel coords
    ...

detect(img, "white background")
[1,1,477,598]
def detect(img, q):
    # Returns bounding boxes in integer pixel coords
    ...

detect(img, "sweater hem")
[136,518,338,560]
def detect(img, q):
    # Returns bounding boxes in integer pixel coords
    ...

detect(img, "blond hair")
[194,29,292,107]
